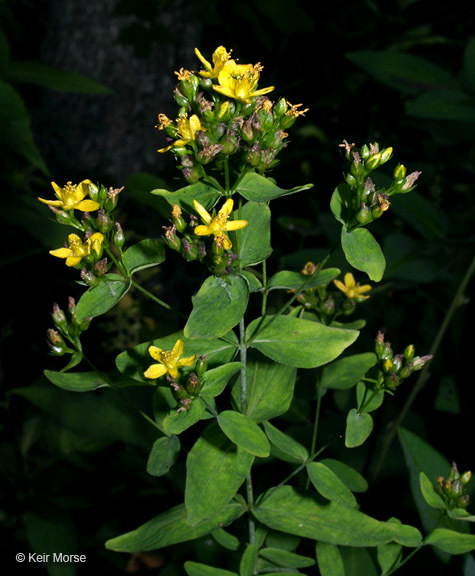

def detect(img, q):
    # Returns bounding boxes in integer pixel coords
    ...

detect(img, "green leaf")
[320,352,377,390]
[237,356,297,422]
[44,370,109,392]
[146,435,180,477]
[13,383,155,449]
[419,472,446,510]
[316,541,345,576]
[398,427,454,534]
[0,80,49,174]
[346,50,458,95]
[185,274,249,340]
[262,421,308,464]
[345,409,373,448]
[406,89,475,122]
[237,201,272,266]
[218,411,270,457]
[123,238,166,275]
[212,528,240,551]
[320,458,368,493]
[185,423,254,525]
[254,485,413,547]
[151,180,221,212]
[75,273,130,322]
[330,183,353,226]
[9,61,113,93]
[306,462,358,508]
[425,529,475,554]
[24,505,78,576]
[105,500,245,552]
[246,315,358,368]
[115,330,238,384]
[259,547,315,568]
[235,172,313,202]
[448,509,475,523]
[199,362,243,398]
[377,541,402,576]
[163,397,213,436]
[341,227,385,282]
[185,562,238,576]
[356,381,384,413]
[267,268,340,291]
[240,544,258,576]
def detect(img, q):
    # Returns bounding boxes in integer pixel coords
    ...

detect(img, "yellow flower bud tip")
[171,204,182,219]
[301,261,318,276]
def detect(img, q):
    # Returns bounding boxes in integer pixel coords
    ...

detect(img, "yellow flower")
[49,232,104,267]
[213,60,274,103]
[195,46,233,78]
[157,114,204,153]
[144,339,197,380]
[38,180,100,212]
[333,273,372,300]
[193,198,248,250]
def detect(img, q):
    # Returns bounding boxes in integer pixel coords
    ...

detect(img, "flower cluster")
[156,46,308,185]
[144,339,207,413]
[293,264,372,324]
[339,140,421,229]
[375,330,433,392]
[38,179,126,284]
[435,462,472,510]
[163,199,247,275]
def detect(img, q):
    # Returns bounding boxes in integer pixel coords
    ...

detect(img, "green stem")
[371,254,475,480]
[131,280,187,319]
[305,381,323,489]
[239,316,256,545]
[261,260,268,316]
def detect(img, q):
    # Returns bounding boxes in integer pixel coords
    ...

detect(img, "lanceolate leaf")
[185,423,254,525]
[44,370,110,392]
[246,315,358,368]
[341,227,386,282]
[254,486,420,547]
[151,181,221,212]
[237,201,272,267]
[76,273,130,322]
[185,562,238,576]
[185,275,249,340]
[424,529,475,555]
[123,238,165,275]
[235,172,313,202]
[105,500,245,552]
[218,411,270,457]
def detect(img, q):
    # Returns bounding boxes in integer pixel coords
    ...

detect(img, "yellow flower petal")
[171,339,184,358]
[144,364,168,379]
[49,247,73,259]
[75,199,100,212]
[148,345,164,361]
[224,219,248,231]
[194,225,213,236]
[193,200,212,224]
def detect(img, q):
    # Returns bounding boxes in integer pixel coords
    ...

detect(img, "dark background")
[1,0,474,574]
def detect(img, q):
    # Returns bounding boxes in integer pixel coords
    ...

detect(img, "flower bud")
[113,222,125,249]
[173,88,189,107]
[457,495,470,509]
[52,303,67,328]
[461,471,472,485]
[320,295,335,316]
[404,344,415,361]
[273,98,288,119]
[366,152,382,171]
[356,202,372,225]
[96,209,113,234]
[196,355,207,378]
[186,372,201,395]
[380,147,393,164]
[393,163,406,180]
[171,204,187,233]
[80,268,100,286]
[163,224,181,252]
[412,355,433,371]
[181,238,199,261]
[341,298,356,316]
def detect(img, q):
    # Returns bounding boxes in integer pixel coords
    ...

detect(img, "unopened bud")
[366,152,382,171]
[186,372,201,395]
[96,209,113,234]
[356,202,372,225]
[393,163,406,180]
[196,355,207,378]
[52,303,67,327]
[113,222,125,249]
[461,471,472,485]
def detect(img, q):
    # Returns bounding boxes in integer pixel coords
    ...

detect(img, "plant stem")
[261,260,268,316]
[306,381,323,489]
[131,280,187,319]
[371,254,475,480]
[239,316,256,545]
